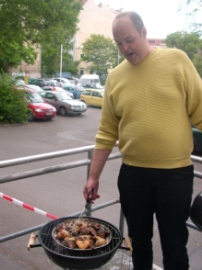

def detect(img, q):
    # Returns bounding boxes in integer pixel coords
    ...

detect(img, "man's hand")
[83,178,100,203]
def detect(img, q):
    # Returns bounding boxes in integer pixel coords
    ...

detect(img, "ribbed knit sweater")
[95,48,202,168]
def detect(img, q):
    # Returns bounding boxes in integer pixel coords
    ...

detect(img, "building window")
[149,40,155,44]
[79,68,84,76]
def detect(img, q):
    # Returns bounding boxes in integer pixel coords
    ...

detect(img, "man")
[83,11,202,270]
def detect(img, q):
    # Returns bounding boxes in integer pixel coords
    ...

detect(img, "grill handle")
[118,246,130,251]
[118,236,133,254]
[29,244,42,249]
[27,233,41,250]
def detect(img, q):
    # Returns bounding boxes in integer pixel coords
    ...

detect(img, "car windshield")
[55,87,66,92]
[57,92,72,100]
[80,78,100,84]
[24,92,44,103]
[27,85,44,92]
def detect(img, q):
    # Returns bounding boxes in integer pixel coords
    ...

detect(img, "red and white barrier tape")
[0,191,58,220]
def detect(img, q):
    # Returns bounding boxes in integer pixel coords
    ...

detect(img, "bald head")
[112,11,153,65]
[113,11,145,35]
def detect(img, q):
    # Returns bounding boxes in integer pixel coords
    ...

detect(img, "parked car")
[74,83,85,92]
[79,74,100,88]
[80,88,104,107]
[31,78,50,87]
[51,77,71,88]
[40,91,87,116]
[63,85,84,99]
[23,90,56,121]
[192,127,202,155]
[14,79,27,86]
[15,84,44,94]
[45,79,60,86]
[42,86,74,98]
[26,84,45,93]
[66,77,79,85]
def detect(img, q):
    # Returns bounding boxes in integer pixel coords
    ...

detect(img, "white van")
[79,74,102,88]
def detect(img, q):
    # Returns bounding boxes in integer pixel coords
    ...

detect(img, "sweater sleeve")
[95,76,119,150]
[181,50,202,131]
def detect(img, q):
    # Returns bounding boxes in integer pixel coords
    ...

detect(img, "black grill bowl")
[38,216,123,269]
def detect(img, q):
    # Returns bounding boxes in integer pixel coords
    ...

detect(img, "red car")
[24,90,56,121]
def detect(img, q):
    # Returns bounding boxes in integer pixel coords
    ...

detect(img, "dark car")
[45,79,60,87]
[31,79,49,87]
[29,78,59,88]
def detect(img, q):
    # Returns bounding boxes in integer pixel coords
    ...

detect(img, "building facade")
[148,38,166,48]
[10,0,166,78]
[74,0,119,75]
[9,47,41,78]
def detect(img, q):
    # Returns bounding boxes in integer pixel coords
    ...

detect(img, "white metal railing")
[0,145,201,244]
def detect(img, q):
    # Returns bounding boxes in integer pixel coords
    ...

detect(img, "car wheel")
[59,106,67,116]
[27,111,34,121]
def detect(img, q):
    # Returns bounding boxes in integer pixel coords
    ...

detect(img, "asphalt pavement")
[0,107,201,270]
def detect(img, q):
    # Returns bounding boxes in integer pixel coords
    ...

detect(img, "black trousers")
[118,164,194,270]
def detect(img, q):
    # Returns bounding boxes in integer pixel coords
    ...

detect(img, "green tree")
[0,0,82,72]
[180,0,202,35]
[192,45,202,76]
[82,34,124,77]
[0,73,28,124]
[42,43,81,77]
[165,31,202,76]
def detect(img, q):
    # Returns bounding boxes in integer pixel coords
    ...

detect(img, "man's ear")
[142,27,147,39]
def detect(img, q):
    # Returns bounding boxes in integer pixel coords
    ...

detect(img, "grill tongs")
[27,189,94,250]
[79,188,94,219]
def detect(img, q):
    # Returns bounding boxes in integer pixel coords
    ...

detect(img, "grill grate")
[39,217,122,258]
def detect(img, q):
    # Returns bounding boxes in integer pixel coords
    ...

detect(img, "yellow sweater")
[95,48,202,168]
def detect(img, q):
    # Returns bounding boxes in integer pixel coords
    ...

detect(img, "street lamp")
[117,50,121,65]
[60,44,63,80]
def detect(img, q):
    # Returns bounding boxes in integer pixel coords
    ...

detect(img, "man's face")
[113,16,148,65]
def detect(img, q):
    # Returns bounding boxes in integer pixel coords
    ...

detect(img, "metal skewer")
[79,189,94,219]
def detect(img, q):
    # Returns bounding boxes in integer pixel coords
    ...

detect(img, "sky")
[95,0,191,38]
